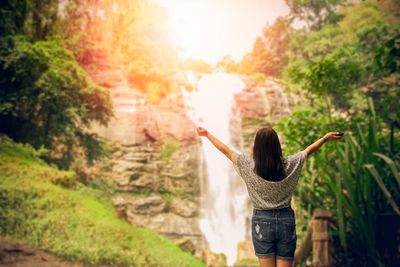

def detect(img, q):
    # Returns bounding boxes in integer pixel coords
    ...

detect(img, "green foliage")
[374,34,400,74]
[51,171,77,190]
[0,35,112,168]
[302,24,344,61]
[313,99,400,266]
[278,97,400,266]
[0,0,27,36]
[285,0,346,31]
[281,0,399,115]
[274,1,400,265]
[160,140,180,161]
[236,17,293,77]
[0,137,204,266]
[366,34,400,134]
[24,0,60,41]
[292,59,362,121]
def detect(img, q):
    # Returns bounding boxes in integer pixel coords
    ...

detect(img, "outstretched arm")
[196,127,233,161]
[305,132,344,156]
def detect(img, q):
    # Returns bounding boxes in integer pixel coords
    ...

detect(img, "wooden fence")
[293,208,333,267]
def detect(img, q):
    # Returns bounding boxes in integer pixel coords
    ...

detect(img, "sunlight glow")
[156,0,290,64]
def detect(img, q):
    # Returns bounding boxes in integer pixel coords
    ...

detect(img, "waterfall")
[183,72,249,265]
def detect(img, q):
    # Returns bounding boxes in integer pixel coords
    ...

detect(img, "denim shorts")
[251,207,297,260]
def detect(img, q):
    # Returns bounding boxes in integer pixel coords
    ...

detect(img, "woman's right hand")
[323,132,345,141]
[196,126,208,137]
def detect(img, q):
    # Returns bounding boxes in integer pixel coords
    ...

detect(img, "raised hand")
[196,126,208,137]
[323,132,345,141]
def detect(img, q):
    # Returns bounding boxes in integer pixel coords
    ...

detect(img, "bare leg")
[259,257,276,267]
[276,258,292,267]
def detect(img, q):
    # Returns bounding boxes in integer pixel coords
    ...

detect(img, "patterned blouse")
[232,151,307,210]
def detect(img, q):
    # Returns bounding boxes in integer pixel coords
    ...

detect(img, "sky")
[155,0,291,64]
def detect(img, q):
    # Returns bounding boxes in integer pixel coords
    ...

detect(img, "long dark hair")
[253,127,284,181]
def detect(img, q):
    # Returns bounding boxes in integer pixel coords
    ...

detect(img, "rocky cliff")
[86,61,204,253]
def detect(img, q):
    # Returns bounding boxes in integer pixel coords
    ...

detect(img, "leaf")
[385,38,395,48]
[365,164,400,215]
[372,153,400,188]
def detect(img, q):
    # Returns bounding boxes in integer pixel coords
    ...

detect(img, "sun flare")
[160,0,227,64]
[157,0,290,65]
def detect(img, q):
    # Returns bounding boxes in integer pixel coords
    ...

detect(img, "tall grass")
[315,98,400,266]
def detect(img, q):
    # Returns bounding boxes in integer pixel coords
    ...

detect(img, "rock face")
[171,197,198,217]
[112,194,203,249]
[87,64,203,253]
[233,78,291,154]
[110,143,200,194]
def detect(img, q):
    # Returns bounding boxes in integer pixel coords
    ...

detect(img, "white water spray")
[183,72,249,265]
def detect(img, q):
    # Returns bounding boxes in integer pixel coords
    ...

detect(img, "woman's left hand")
[323,132,345,141]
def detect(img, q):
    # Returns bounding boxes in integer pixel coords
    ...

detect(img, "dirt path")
[0,238,82,267]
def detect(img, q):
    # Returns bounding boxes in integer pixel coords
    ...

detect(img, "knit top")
[232,150,307,209]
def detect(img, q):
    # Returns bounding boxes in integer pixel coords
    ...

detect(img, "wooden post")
[293,219,313,266]
[311,208,332,267]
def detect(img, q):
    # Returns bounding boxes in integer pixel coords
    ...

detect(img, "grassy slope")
[0,138,204,266]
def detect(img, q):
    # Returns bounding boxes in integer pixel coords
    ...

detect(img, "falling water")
[183,72,249,265]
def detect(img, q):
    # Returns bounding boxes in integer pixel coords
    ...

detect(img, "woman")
[196,126,343,267]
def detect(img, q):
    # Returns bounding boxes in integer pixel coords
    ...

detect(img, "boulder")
[158,175,198,194]
[174,238,196,255]
[150,213,201,236]
[119,173,155,192]
[235,240,257,264]
[170,197,198,217]
[112,195,168,215]
[201,250,227,267]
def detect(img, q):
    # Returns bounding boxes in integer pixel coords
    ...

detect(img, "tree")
[0,36,112,168]
[236,17,294,77]
[292,60,361,128]
[0,0,27,36]
[285,0,346,31]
